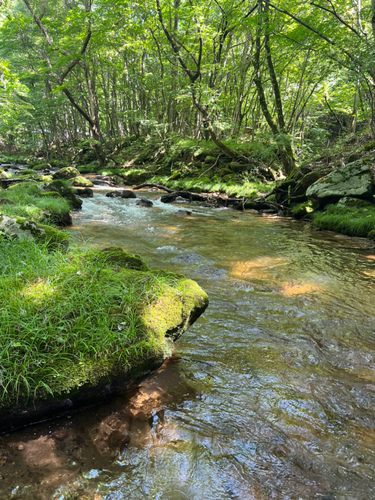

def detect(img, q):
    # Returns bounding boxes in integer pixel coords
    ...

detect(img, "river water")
[2,190,375,500]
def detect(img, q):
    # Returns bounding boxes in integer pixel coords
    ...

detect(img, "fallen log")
[133,183,175,193]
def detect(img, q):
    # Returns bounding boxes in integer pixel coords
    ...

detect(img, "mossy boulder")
[52,166,80,180]
[0,213,68,249]
[118,169,151,184]
[68,175,94,187]
[368,230,375,240]
[218,168,234,177]
[0,170,10,179]
[306,160,375,207]
[45,180,83,209]
[347,152,361,163]
[0,246,208,431]
[204,156,216,164]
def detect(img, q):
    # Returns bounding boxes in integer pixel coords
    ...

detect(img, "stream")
[2,189,375,500]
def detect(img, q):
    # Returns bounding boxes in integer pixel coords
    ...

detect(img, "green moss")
[98,247,149,271]
[368,230,375,240]
[0,242,208,409]
[363,141,375,151]
[52,166,80,180]
[47,179,82,209]
[313,205,375,237]
[292,202,313,219]
[0,184,71,225]
[68,175,94,187]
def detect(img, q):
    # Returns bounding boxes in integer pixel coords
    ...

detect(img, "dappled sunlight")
[228,257,286,280]
[280,281,319,297]
[20,278,57,302]
[366,255,375,261]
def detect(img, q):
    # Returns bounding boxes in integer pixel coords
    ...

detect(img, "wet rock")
[161,193,177,203]
[72,187,94,198]
[106,190,137,199]
[306,160,375,207]
[195,265,227,278]
[174,210,192,216]
[172,253,205,264]
[136,197,153,207]
[52,166,80,180]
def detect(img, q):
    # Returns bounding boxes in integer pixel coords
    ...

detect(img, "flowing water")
[2,190,375,500]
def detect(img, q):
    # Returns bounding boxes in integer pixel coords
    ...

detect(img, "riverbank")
[0,179,208,432]
[2,132,375,240]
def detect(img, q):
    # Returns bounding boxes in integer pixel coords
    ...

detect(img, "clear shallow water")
[2,191,375,500]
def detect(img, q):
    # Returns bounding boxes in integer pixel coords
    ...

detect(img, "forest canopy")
[1,0,375,172]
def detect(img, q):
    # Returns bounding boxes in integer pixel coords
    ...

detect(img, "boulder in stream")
[136,197,154,207]
[306,160,375,207]
[106,189,137,199]
[68,175,94,188]
[52,166,80,180]
[0,247,208,433]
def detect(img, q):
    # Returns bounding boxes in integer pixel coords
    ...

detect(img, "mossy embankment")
[0,177,208,431]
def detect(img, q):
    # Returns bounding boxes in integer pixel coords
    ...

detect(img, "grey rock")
[306,160,375,207]
[136,197,153,207]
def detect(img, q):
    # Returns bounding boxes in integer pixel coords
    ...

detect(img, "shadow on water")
[1,191,375,500]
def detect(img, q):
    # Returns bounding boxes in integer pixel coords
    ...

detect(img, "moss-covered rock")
[368,230,375,239]
[68,175,94,187]
[0,245,208,431]
[347,152,361,163]
[45,180,83,209]
[0,169,10,179]
[306,160,375,207]
[292,202,314,219]
[140,278,208,341]
[100,247,149,271]
[52,166,80,180]
[0,213,69,249]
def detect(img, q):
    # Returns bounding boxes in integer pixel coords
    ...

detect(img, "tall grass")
[0,184,70,223]
[0,240,177,408]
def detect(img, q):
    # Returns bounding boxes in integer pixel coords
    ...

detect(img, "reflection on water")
[1,191,375,500]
